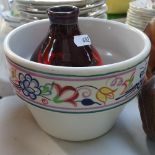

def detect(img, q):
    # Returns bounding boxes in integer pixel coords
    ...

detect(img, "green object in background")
[106,0,131,14]
[107,13,127,20]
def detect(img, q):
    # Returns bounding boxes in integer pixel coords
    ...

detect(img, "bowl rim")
[4,17,151,75]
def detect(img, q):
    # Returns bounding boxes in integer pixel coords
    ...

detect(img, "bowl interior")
[7,18,146,65]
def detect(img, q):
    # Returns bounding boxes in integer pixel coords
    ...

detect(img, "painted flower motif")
[53,83,79,107]
[42,98,49,105]
[40,83,53,95]
[11,67,17,79]
[96,87,116,104]
[18,73,41,100]
[121,72,135,95]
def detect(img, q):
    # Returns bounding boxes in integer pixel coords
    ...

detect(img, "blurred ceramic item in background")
[4,18,150,141]
[16,0,89,7]
[16,0,107,18]
[0,11,14,97]
[1,0,107,28]
[0,4,4,12]
[126,0,155,31]
[1,0,31,28]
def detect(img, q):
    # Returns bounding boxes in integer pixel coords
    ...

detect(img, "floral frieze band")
[7,57,148,113]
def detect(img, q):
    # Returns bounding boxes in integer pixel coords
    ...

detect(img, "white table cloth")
[0,96,155,155]
[0,13,14,97]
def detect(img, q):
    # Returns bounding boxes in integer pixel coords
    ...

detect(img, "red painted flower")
[42,98,49,105]
[53,83,79,107]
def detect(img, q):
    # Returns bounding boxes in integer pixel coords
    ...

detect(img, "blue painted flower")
[18,73,41,100]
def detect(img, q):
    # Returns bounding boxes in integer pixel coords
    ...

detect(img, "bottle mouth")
[47,5,79,24]
[48,5,79,14]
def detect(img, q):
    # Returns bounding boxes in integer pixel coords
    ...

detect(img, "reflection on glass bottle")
[31,5,103,67]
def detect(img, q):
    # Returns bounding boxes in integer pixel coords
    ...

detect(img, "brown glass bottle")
[30,5,103,67]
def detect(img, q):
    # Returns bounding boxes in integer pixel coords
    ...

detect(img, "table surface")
[0,12,14,97]
[0,95,155,155]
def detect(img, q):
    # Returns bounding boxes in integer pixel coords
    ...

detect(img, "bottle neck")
[49,23,80,37]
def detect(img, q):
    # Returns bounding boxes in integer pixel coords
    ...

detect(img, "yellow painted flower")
[11,68,17,79]
[96,87,116,104]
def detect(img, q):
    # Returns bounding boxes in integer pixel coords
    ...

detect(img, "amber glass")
[31,5,103,67]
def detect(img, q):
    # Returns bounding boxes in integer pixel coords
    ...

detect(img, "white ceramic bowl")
[4,18,150,141]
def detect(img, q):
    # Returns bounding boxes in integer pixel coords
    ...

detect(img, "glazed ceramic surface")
[4,18,151,141]
[126,0,155,31]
